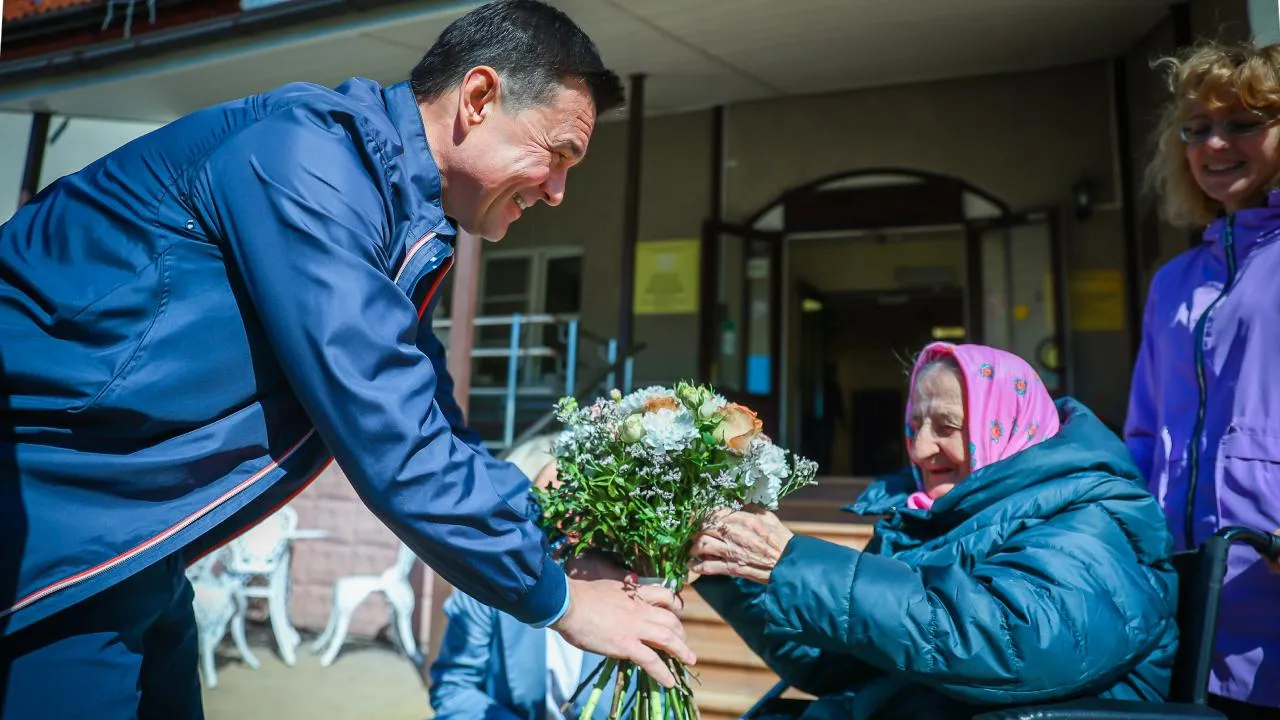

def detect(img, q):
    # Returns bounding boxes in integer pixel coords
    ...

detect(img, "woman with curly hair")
[1127,40,1280,719]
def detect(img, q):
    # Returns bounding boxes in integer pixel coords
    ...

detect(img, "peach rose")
[643,395,680,413]
[714,403,764,453]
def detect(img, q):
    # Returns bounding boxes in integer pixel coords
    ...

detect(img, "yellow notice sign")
[634,239,700,315]
[1068,269,1125,332]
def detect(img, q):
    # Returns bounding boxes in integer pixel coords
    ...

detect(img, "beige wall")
[723,61,1132,422]
[788,235,965,295]
[499,110,713,388]
[500,60,1143,422]
[722,63,1118,222]
[494,60,1144,423]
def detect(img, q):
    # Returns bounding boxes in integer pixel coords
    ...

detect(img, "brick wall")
[287,463,405,639]
[282,435,557,643]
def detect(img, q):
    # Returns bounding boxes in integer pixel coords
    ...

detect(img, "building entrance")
[699,169,1068,477]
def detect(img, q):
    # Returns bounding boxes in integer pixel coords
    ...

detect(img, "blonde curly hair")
[1146,41,1280,228]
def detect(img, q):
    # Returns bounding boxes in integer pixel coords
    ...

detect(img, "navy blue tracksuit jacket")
[0,78,568,694]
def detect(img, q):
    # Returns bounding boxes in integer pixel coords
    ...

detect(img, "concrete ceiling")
[0,0,1171,123]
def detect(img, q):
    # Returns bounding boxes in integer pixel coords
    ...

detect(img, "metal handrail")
[468,348,559,359]
[505,342,648,450]
[443,312,648,452]
[431,313,580,329]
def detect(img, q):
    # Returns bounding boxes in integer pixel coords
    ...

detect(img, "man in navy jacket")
[0,1,690,716]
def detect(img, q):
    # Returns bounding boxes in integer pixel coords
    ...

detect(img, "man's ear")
[456,66,501,135]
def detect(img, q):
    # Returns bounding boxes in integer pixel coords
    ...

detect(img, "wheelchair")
[741,526,1280,720]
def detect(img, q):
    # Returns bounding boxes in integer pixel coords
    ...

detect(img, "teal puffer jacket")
[696,399,1178,720]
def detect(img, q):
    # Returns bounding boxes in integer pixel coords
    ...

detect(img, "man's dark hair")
[409,0,624,114]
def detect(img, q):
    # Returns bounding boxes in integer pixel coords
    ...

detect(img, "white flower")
[697,394,728,420]
[619,415,646,443]
[743,438,790,509]
[620,386,678,415]
[639,408,698,452]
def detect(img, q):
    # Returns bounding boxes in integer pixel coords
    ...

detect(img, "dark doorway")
[797,287,965,476]
[850,389,905,477]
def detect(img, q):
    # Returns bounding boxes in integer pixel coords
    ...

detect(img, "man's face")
[446,77,596,240]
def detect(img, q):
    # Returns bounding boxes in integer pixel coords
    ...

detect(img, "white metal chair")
[308,434,558,669]
[311,542,422,668]
[185,548,258,689]
[222,505,303,666]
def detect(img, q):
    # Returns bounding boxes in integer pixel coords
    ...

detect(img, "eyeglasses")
[1180,111,1278,143]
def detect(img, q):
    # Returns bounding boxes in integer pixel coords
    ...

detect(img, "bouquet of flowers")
[535,381,819,720]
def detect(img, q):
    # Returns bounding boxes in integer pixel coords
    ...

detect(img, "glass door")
[965,209,1070,395]
[698,221,784,436]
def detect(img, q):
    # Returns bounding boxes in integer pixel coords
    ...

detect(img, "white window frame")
[473,246,585,387]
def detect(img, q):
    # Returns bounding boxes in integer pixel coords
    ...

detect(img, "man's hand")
[566,553,686,615]
[552,577,695,688]
[565,551,627,581]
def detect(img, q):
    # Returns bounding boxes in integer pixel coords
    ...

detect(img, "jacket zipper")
[1184,218,1237,548]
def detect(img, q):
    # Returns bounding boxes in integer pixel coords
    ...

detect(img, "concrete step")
[777,476,882,524]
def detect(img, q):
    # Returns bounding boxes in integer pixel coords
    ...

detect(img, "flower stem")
[638,675,649,720]
[648,680,663,720]
[578,658,616,720]
[608,663,629,719]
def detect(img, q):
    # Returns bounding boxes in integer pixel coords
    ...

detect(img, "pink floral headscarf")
[904,342,1061,511]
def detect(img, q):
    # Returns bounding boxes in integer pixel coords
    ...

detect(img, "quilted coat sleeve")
[761,507,1172,705]
[189,105,567,627]
[693,575,882,696]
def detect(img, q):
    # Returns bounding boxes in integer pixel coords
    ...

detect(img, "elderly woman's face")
[1183,101,1280,212]
[908,364,969,499]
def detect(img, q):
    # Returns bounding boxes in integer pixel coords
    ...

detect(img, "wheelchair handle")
[1216,526,1280,562]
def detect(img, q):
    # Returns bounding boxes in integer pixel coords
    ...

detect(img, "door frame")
[698,219,785,436]
[964,207,1072,395]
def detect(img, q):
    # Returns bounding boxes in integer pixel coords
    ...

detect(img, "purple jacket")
[1126,190,1280,707]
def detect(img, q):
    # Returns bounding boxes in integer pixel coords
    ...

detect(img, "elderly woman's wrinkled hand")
[688,507,795,585]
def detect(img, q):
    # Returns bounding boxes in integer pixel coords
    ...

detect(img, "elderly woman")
[689,342,1178,720]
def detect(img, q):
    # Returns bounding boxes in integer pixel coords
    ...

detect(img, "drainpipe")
[17,111,51,208]
[1112,59,1143,366]
[617,73,645,375]
[699,105,724,383]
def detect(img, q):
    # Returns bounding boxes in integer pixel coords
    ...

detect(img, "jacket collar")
[1203,189,1280,260]
[846,398,1142,530]
[381,79,457,240]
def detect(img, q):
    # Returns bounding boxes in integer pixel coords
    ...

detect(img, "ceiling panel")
[0,0,1172,122]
